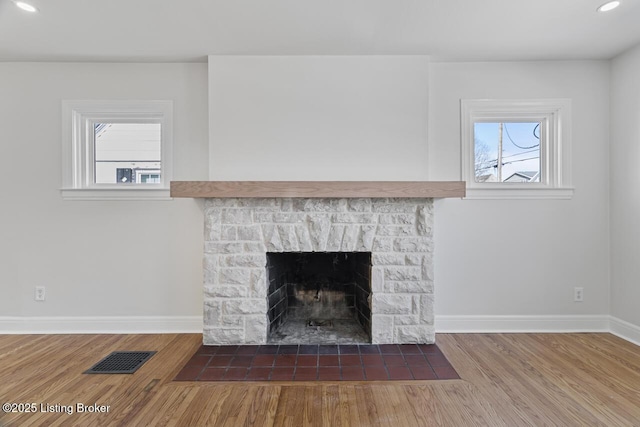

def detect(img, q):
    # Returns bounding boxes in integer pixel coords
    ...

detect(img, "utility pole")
[497,122,503,182]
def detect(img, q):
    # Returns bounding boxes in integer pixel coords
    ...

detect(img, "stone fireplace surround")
[202,197,435,345]
[170,180,465,346]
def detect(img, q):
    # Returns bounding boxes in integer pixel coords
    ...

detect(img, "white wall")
[0,58,615,334]
[208,57,612,329]
[429,61,611,324]
[0,63,208,328]
[611,44,640,330]
[208,56,430,180]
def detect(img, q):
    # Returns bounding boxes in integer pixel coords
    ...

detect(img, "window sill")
[464,187,574,200]
[61,188,172,201]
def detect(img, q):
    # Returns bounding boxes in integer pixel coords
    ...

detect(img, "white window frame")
[461,99,573,199]
[61,100,173,200]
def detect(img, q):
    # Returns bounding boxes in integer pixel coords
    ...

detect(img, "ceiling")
[1,0,640,62]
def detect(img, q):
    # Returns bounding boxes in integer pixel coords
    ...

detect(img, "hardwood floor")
[0,333,638,426]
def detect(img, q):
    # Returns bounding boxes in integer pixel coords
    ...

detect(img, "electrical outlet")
[34,286,46,301]
[574,287,584,302]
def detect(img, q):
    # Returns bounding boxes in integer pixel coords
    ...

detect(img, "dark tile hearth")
[174,344,459,382]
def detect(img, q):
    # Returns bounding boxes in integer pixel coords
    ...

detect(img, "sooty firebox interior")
[267,252,372,344]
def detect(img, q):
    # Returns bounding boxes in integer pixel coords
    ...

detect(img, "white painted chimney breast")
[208,55,430,181]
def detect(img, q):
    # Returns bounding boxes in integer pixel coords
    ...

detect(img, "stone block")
[372,294,412,315]
[384,266,422,281]
[254,212,274,223]
[296,198,347,212]
[204,300,222,326]
[307,214,331,251]
[372,237,393,252]
[220,268,251,285]
[222,254,266,268]
[204,207,223,223]
[245,315,268,344]
[331,213,377,224]
[203,254,219,270]
[203,328,244,345]
[355,225,376,251]
[249,269,267,298]
[383,282,396,293]
[326,225,345,251]
[237,198,279,208]
[376,225,416,237]
[395,325,434,344]
[372,202,418,213]
[420,294,434,325]
[371,315,394,344]
[372,253,406,266]
[280,199,293,212]
[341,225,360,251]
[205,199,239,208]
[262,224,284,252]
[274,213,306,223]
[223,298,267,315]
[422,255,434,280]
[393,315,420,326]
[237,225,262,241]
[278,225,299,251]
[244,242,266,253]
[347,198,372,212]
[393,238,430,253]
[205,285,250,298]
[405,254,422,265]
[371,267,385,292]
[221,315,244,328]
[205,222,222,241]
[389,280,432,293]
[378,213,416,225]
[221,225,237,241]
[221,209,253,224]
[416,205,432,236]
[204,242,243,254]
[294,223,313,251]
[203,256,219,285]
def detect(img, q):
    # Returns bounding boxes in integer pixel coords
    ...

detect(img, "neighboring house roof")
[515,171,537,179]
[504,171,539,182]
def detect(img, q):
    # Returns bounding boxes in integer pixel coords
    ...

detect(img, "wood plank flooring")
[0,333,638,426]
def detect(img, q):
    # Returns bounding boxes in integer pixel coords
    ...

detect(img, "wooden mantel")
[170,181,465,198]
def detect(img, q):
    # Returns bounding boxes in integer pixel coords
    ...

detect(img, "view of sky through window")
[474,122,541,183]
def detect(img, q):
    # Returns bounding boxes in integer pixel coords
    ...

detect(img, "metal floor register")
[84,351,156,374]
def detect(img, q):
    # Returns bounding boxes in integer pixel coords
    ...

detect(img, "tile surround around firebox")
[203,197,434,345]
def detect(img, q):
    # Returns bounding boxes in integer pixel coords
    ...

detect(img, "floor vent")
[84,351,156,374]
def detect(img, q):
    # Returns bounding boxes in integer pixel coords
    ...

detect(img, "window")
[461,99,572,199]
[62,100,173,200]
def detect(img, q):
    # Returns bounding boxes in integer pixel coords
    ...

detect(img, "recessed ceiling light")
[14,1,38,12]
[597,1,620,12]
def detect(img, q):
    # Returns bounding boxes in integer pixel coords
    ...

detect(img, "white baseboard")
[435,314,611,333]
[0,316,203,334]
[609,316,640,346]
[1,315,637,347]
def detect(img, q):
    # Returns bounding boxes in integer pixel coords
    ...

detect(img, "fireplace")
[202,197,435,345]
[267,251,371,344]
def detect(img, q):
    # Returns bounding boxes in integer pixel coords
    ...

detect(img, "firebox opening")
[267,252,372,344]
